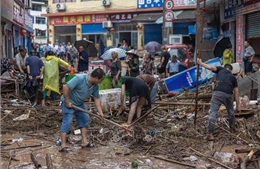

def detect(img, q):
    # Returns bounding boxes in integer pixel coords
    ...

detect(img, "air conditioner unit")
[169,34,183,44]
[102,0,111,6]
[46,7,50,13]
[102,21,112,28]
[56,3,65,11]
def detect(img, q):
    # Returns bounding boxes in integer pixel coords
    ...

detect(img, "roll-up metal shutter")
[246,12,260,37]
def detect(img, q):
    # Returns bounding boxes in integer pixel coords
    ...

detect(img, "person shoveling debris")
[59,68,105,152]
[197,58,240,141]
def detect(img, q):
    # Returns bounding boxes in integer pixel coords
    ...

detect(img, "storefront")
[1,0,13,59]
[54,25,76,44]
[135,0,196,49]
[13,0,25,51]
[111,13,138,48]
[82,23,106,45]
[244,1,260,66]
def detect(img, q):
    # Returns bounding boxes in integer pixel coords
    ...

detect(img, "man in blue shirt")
[25,50,44,107]
[59,68,105,152]
[166,55,180,77]
[78,45,89,73]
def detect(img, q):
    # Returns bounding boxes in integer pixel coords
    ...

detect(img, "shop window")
[32,4,41,11]
[131,32,137,48]
[35,17,46,24]
[53,0,76,3]
[35,29,46,38]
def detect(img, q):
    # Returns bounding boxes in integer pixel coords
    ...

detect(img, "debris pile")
[1,80,260,169]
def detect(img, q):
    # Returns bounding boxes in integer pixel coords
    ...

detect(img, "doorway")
[119,32,131,47]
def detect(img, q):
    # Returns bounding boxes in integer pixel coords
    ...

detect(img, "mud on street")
[1,80,260,169]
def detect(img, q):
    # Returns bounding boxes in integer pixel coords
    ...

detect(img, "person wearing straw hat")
[125,49,140,77]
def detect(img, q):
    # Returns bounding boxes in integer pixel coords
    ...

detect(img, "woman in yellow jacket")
[42,49,69,106]
[222,44,233,65]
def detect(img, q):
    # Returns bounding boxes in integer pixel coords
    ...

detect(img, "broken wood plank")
[240,149,260,169]
[46,154,53,169]
[2,143,42,152]
[152,155,196,168]
[155,102,210,106]
[30,153,41,169]
[235,147,260,154]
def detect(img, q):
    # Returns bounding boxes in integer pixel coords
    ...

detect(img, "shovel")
[71,105,132,132]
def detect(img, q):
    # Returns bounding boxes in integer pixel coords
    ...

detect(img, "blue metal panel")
[144,24,162,44]
[15,31,19,47]
[82,24,106,34]
[174,22,195,35]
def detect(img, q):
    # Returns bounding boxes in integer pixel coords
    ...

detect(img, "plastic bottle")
[55,137,61,146]
[70,65,75,75]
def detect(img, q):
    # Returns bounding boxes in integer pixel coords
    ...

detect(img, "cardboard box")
[99,88,124,113]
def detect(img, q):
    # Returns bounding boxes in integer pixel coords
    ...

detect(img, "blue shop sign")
[224,0,242,19]
[24,11,34,32]
[137,0,163,9]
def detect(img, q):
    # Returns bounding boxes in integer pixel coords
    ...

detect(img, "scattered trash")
[12,137,24,143]
[214,152,236,163]
[13,110,31,121]
[74,129,81,135]
[99,128,104,134]
[132,160,139,168]
[55,137,61,146]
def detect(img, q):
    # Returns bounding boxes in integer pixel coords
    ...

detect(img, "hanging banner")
[236,15,243,65]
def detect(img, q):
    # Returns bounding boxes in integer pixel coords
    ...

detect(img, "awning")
[155,10,196,24]
[82,24,106,34]
[131,13,162,22]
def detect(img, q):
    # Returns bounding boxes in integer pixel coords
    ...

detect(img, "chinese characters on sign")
[49,13,138,25]
[49,15,93,25]
[236,15,243,65]
[24,11,34,32]
[13,1,24,27]
[110,13,138,23]
[224,0,242,19]
[138,0,194,9]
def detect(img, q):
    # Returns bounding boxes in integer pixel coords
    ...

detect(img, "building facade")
[43,0,198,49]
[1,0,34,58]
[220,0,260,65]
[43,0,143,47]
[31,0,48,44]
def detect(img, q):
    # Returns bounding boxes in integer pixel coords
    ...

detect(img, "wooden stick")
[144,146,153,155]
[194,0,207,128]
[213,123,249,144]
[189,147,233,169]
[151,155,196,168]
[46,154,54,169]
[130,105,159,126]
[6,151,13,169]
[72,105,132,132]
[235,147,260,154]
[30,153,41,169]
[2,144,42,152]
[154,102,210,106]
